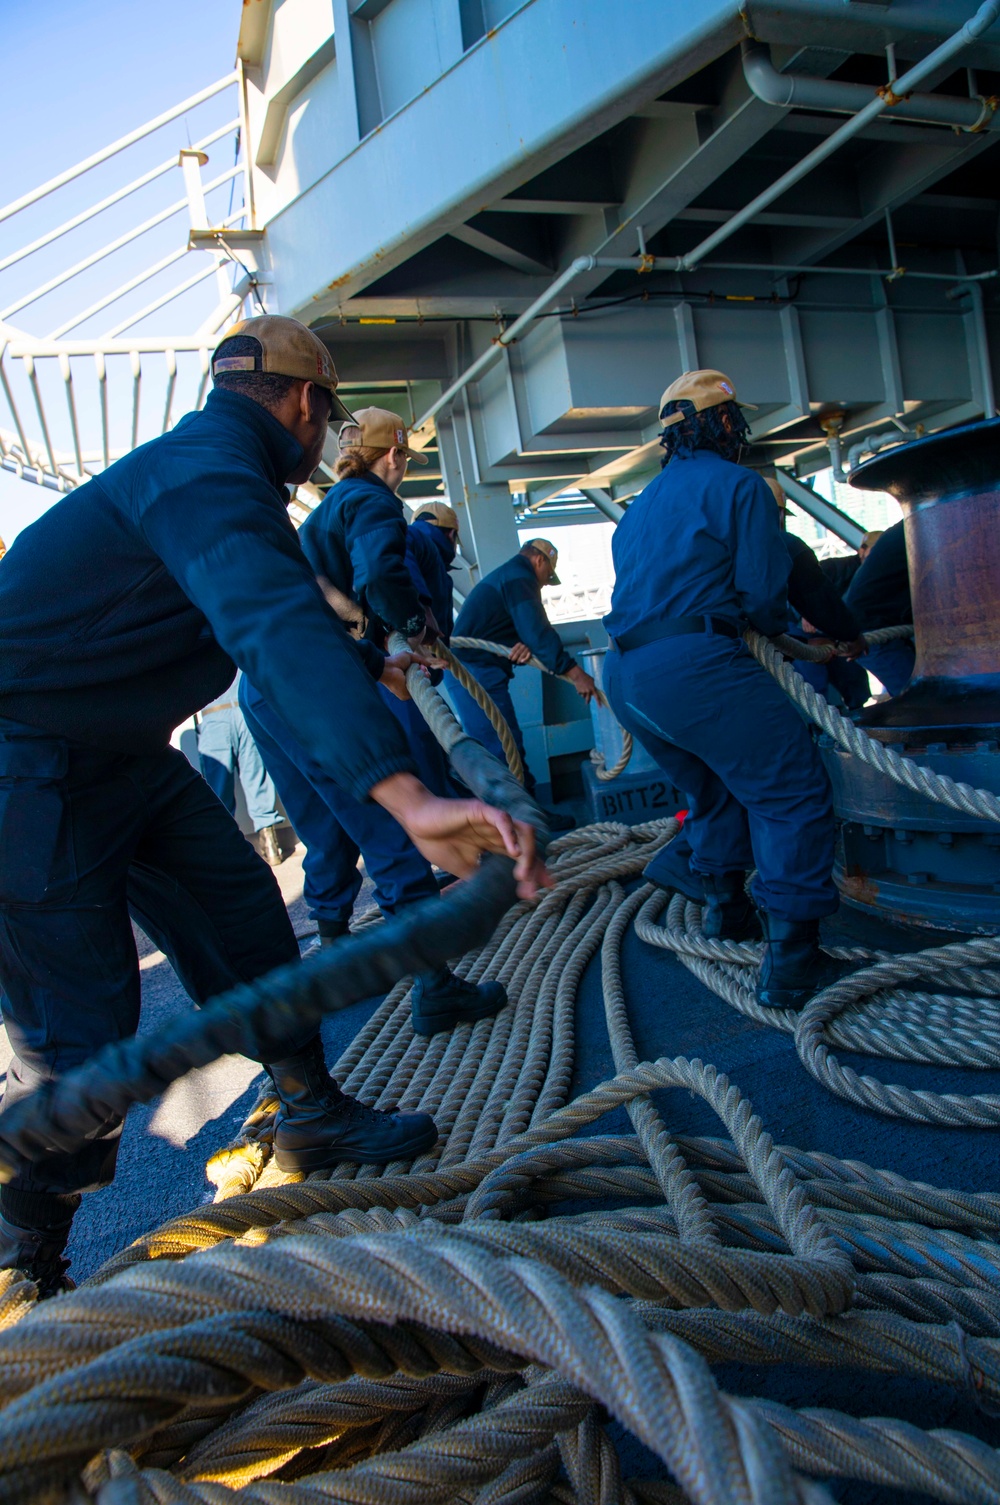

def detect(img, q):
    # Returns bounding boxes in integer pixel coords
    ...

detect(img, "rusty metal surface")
[851,417,1000,736]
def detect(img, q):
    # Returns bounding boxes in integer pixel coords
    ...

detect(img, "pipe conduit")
[742,41,1000,133]
[411,4,1000,441]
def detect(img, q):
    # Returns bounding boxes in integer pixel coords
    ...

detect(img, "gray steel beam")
[770,132,996,268]
[556,44,852,301]
[274,0,745,317]
[674,206,856,231]
[579,487,627,522]
[448,224,553,279]
[775,468,865,548]
[490,198,619,216]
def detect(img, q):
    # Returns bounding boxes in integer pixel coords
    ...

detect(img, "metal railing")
[0,68,262,493]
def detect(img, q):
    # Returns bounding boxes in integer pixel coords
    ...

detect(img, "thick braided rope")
[769,623,915,664]
[7,628,1000,1502]
[450,633,634,781]
[638,888,1000,1126]
[433,639,525,783]
[746,628,1000,824]
[0,1235,835,1505]
[3,844,1000,1503]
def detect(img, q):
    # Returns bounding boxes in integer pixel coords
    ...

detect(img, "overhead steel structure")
[230,0,1000,552]
[3,0,1000,788]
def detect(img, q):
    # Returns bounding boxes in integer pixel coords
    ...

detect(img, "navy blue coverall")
[784,534,869,711]
[245,472,448,934]
[407,516,458,641]
[0,389,418,1194]
[450,554,574,793]
[603,450,836,922]
[843,519,914,695]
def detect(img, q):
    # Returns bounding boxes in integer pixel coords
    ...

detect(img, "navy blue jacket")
[819,552,862,597]
[407,518,457,639]
[785,534,859,640]
[0,388,415,802]
[843,519,911,630]
[604,450,790,639]
[453,554,574,680]
[299,473,425,641]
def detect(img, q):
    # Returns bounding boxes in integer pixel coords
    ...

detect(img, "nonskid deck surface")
[3,823,999,1503]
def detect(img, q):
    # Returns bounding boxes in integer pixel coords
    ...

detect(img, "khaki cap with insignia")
[525,537,560,586]
[212,315,354,424]
[658,368,758,428]
[339,406,429,465]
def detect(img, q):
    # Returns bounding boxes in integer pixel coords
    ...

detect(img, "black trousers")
[0,716,300,1193]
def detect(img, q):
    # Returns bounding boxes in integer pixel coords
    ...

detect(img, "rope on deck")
[3,817,1000,1503]
[7,626,1000,1503]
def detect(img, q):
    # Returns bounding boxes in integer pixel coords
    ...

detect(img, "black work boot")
[317,918,350,947]
[302,918,349,958]
[411,968,507,1036]
[269,1036,437,1172]
[756,915,825,1010]
[0,1200,77,1299]
[702,872,761,942]
[643,832,705,904]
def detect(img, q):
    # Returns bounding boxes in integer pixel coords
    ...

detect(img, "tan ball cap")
[338,406,429,465]
[525,537,560,586]
[212,315,355,424]
[658,368,757,428]
[764,476,786,510]
[414,501,461,536]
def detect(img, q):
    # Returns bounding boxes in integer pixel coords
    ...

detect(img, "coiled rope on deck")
[3,817,1000,1503]
[6,629,1000,1502]
[628,618,1000,1129]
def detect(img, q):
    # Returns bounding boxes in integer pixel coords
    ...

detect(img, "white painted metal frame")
[0,71,262,492]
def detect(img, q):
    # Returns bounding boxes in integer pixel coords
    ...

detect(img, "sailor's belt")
[609,614,740,654]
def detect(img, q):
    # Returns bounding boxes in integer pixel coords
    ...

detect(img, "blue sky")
[0,0,242,544]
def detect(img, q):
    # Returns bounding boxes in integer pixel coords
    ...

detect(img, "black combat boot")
[702,872,761,941]
[0,1190,79,1299]
[411,968,507,1036]
[301,918,349,958]
[756,915,825,1010]
[642,832,705,904]
[269,1036,438,1172]
[317,918,350,946]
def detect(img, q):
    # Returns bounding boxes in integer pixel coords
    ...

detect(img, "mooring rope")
[747,626,1000,825]
[5,624,1000,1504]
[433,640,525,784]
[450,634,634,782]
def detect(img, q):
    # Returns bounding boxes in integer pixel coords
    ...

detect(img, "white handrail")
[0,118,240,277]
[0,68,251,493]
[0,72,238,225]
[3,165,242,324]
